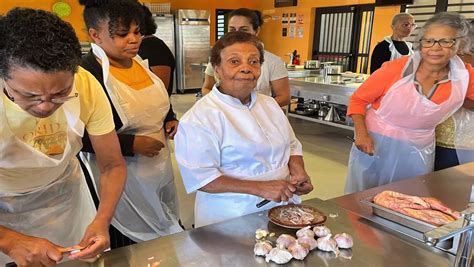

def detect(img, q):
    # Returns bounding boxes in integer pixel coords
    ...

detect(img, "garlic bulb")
[276,234,296,248]
[296,226,315,238]
[313,225,331,238]
[255,229,269,240]
[288,241,310,260]
[254,240,273,256]
[316,234,339,256]
[334,233,354,249]
[265,244,293,264]
[297,235,317,250]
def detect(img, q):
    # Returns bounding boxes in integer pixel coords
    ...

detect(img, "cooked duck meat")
[373,191,430,210]
[422,197,462,219]
[399,208,456,226]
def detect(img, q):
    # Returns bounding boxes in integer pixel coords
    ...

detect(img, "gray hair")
[391,13,414,26]
[414,12,471,54]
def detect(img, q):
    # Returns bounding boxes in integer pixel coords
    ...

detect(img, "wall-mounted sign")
[282,27,288,37]
[297,14,304,24]
[281,13,288,24]
[275,0,297,8]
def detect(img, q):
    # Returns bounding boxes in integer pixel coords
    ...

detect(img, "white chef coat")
[204,50,288,96]
[175,85,303,227]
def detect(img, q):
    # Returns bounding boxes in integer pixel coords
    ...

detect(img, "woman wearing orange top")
[345,12,474,193]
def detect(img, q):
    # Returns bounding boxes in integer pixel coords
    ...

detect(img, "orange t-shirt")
[347,56,474,116]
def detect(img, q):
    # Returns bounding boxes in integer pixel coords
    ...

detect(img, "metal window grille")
[216,9,233,41]
[144,2,171,15]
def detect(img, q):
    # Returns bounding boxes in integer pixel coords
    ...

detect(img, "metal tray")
[361,198,436,233]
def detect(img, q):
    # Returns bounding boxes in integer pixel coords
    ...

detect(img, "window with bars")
[216,9,233,41]
[312,5,375,74]
[403,0,473,43]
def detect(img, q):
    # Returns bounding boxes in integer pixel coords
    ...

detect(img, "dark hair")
[229,8,263,31]
[0,8,81,79]
[140,4,157,36]
[210,31,264,67]
[79,0,144,36]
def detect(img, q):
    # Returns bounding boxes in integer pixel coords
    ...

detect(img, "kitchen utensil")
[317,108,328,118]
[256,199,271,208]
[326,65,344,75]
[324,105,340,122]
[304,60,320,69]
[295,108,316,116]
[307,102,320,109]
[346,136,355,143]
[268,204,326,229]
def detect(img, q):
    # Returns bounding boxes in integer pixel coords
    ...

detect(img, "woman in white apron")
[0,8,126,265]
[175,32,313,228]
[79,0,182,246]
[346,12,474,193]
[370,13,415,73]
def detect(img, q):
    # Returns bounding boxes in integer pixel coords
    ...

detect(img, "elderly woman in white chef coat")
[0,8,126,266]
[175,31,313,228]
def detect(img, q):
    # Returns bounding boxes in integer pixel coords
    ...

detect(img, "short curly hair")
[141,4,157,36]
[0,8,81,79]
[80,0,144,36]
[210,31,264,67]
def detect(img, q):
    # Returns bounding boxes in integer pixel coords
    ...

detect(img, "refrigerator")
[152,13,177,93]
[175,9,211,93]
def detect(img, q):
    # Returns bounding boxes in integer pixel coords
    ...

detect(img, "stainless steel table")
[60,197,453,266]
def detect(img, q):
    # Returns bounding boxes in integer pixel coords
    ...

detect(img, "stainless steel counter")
[60,197,453,266]
[331,162,474,254]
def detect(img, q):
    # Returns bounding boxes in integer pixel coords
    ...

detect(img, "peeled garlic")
[276,234,296,248]
[313,225,331,238]
[297,235,317,250]
[296,226,315,238]
[254,240,273,256]
[265,244,293,264]
[288,241,310,260]
[334,233,354,249]
[255,229,269,240]
[316,234,339,256]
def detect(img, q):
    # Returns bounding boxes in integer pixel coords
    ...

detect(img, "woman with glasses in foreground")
[0,8,126,265]
[345,12,474,193]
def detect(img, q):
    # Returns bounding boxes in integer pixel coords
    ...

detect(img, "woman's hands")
[67,219,109,262]
[288,155,313,195]
[352,114,375,155]
[259,180,298,202]
[165,120,179,139]
[133,136,164,157]
[1,228,63,267]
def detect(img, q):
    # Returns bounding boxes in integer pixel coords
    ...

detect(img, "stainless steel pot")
[304,60,320,69]
[326,65,344,75]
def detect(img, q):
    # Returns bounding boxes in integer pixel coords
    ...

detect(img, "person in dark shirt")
[138,4,176,96]
[370,13,416,73]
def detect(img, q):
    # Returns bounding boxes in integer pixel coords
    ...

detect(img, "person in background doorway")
[79,0,183,249]
[346,12,474,193]
[435,20,474,170]
[201,8,290,107]
[0,8,126,265]
[138,4,176,96]
[176,32,313,228]
[370,13,416,73]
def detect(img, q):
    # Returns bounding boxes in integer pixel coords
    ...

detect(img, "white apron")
[345,53,469,193]
[0,82,95,265]
[453,108,474,164]
[384,36,414,61]
[80,44,182,242]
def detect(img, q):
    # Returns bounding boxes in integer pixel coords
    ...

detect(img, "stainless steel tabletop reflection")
[60,196,453,267]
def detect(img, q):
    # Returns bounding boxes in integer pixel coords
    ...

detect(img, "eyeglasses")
[419,38,458,48]
[3,80,78,105]
[401,22,417,29]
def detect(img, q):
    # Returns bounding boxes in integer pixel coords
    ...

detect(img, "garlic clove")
[276,234,296,248]
[265,245,293,264]
[316,234,339,256]
[334,233,354,249]
[297,235,318,250]
[255,228,269,240]
[313,225,331,238]
[288,241,310,260]
[254,240,273,256]
[296,226,315,238]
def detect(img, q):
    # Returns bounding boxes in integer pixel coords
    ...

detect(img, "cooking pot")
[304,60,320,70]
[326,65,344,75]
[318,108,328,118]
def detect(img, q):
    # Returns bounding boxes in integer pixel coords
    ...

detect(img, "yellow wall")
[256,0,400,65]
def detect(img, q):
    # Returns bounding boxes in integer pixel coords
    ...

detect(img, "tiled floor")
[169,93,353,229]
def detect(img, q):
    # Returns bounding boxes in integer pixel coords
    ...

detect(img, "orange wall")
[256,0,399,66]
[0,0,256,43]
